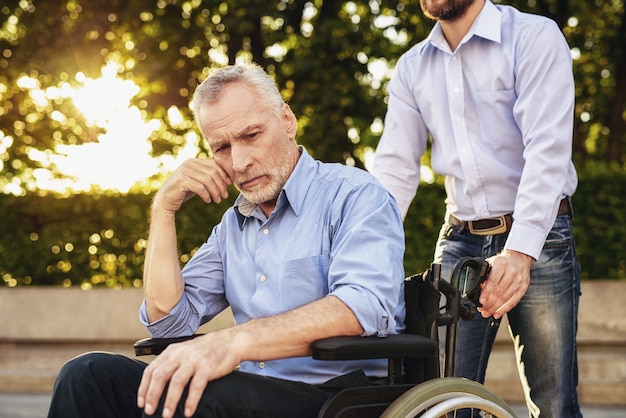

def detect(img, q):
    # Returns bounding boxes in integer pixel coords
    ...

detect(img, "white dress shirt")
[372,1,578,259]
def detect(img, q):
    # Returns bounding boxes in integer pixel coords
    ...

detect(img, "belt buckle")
[468,216,508,236]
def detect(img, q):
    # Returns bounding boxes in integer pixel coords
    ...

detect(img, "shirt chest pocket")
[472,88,518,142]
[277,254,330,311]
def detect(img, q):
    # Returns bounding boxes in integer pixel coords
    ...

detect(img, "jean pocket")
[543,217,574,250]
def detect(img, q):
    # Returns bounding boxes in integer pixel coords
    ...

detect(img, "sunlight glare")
[19,60,201,194]
[167,105,185,128]
[16,75,39,89]
[50,106,161,193]
[72,62,140,128]
[41,62,162,193]
[29,88,48,107]
[367,58,391,82]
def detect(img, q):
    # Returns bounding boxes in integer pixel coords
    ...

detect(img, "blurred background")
[0,1,625,414]
[0,0,625,288]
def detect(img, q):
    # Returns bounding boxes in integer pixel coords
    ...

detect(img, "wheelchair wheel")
[381,377,517,418]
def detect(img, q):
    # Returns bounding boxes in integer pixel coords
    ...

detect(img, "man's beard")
[420,0,476,21]
[236,145,296,205]
[238,166,288,205]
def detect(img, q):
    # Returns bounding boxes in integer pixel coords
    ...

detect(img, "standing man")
[48,63,406,418]
[372,1,581,417]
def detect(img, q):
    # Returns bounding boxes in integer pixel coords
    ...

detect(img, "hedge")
[404,165,626,279]
[1,167,624,287]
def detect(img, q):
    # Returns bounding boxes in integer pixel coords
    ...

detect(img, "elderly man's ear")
[282,104,297,138]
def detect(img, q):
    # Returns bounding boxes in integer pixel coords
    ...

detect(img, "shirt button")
[453,87,461,93]
[260,275,266,282]
[263,229,269,235]
[259,362,266,369]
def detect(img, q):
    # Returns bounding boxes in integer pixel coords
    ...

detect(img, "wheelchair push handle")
[451,257,491,321]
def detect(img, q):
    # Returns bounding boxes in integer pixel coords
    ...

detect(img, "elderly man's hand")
[137,329,242,418]
[154,158,231,214]
[478,249,533,319]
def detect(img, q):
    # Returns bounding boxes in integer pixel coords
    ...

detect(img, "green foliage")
[0,1,625,285]
[0,192,234,287]
[3,0,623,195]
[0,193,150,287]
[402,183,447,276]
[0,0,433,196]
[2,169,625,287]
[572,164,626,279]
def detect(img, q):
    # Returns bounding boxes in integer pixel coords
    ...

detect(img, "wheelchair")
[134,257,517,417]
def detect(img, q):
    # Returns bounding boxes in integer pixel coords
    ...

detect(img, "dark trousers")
[47,352,333,418]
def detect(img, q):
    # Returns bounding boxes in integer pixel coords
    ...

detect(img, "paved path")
[1,393,625,418]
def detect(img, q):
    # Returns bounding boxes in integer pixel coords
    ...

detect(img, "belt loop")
[446,213,465,232]
[567,196,574,219]
[558,197,573,219]
[456,218,465,233]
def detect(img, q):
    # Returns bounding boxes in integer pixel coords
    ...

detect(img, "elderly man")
[47,63,405,418]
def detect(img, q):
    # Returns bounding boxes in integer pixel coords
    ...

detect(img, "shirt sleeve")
[139,225,230,337]
[325,181,406,337]
[371,53,430,219]
[505,19,577,259]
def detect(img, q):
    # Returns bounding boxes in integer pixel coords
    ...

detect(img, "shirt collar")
[472,1,501,43]
[234,146,316,229]
[419,0,501,55]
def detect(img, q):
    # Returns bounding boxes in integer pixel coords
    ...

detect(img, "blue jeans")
[434,214,582,418]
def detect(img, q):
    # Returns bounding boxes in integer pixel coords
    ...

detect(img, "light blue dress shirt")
[372,1,578,259]
[140,147,406,384]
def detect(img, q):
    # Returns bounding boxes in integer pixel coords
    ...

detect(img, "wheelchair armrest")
[134,334,203,356]
[311,334,438,361]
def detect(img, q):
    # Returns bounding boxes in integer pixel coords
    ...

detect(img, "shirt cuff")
[139,296,198,338]
[504,222,546,260]
[330,286,398,337]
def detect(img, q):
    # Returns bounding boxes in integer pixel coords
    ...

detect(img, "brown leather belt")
[447,198,572,236]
